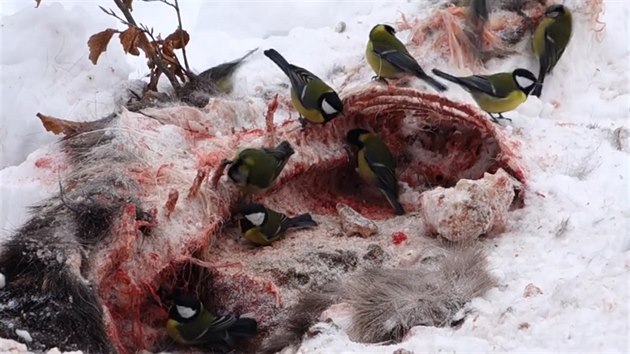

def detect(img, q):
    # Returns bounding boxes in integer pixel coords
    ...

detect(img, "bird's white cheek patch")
[176,305,197,319]
[516,76,535,89]
[245,212,266,226]
[321,99,338,115]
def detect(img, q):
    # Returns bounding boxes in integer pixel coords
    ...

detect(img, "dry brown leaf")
[88,28,117,65]
[164,28,190,49]
[119,26,141,56]
[122,0,133,11]
[137,34,156,58]
[162,42,176,60]
[35,0,42,8]
[37,113,84,136]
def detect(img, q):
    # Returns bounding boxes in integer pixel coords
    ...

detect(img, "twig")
[99,6,132,26]
[141,0,190,72]
[110,0,182,90]
[173,0,190,72]
[554,217,570,238]
[128,89,142,100]
[142,0,176,9]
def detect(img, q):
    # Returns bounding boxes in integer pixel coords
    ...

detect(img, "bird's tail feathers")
[380,188,405,215]
[418,72,448,92]
[235,47,258,64]
[431,69,461,86]
[264,48,292,76]
[531,66,546,97]
[285,213,318,229]
[228,317,258,338]
[274,141,295,159]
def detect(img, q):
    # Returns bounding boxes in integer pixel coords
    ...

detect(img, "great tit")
[225,141,294,194]
[365,24,447,92]
[197,47,258,95]
[531,4,572,97]
[431,68,537,122]
[238,203,318,246]
[167,293,257,348]
[263,48,343,127]
[346,128,405,215]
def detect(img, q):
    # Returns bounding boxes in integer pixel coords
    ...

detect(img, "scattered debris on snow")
[420,169,520,242]
[14,329,32,343]
[336,203,378,237]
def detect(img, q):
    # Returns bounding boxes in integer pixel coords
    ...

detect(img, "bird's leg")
[298,117,308,131]
[371,75,389,85]
[487,112,500,123]
[497,113,512,122]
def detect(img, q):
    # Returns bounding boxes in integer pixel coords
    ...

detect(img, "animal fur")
[0,114,151,352]
[261,246,495,353]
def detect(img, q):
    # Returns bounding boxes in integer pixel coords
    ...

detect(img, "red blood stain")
[392,231,408,245]
[34,156,52,169]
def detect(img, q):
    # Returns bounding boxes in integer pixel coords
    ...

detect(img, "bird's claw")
[489,113,512,124]
[298,117,308,130]
[371,76,389,85]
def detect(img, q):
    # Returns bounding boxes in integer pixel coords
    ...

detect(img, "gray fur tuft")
[261,246,495,352]
[346,247,495,343]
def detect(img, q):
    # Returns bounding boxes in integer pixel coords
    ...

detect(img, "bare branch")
[173,0,190,72]
[112,0,138,25]
[110,0,182,90]
[139,24,157,44]
[554,217,570,238]
[99,5,132,26]
[140,0,190,72]
[142,0,176,10]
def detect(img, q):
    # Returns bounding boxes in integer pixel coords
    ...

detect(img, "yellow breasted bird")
[366,24,447,92]
[432,68,537,122]
[346,128,405,215]
[225,141,294,194]
[264,48,343,127]
[531,4,572,97]
[167,293,257,349]
[197,47,258,95]
[238,203,318,246]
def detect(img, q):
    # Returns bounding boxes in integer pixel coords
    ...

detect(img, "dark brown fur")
[0,114,151,352]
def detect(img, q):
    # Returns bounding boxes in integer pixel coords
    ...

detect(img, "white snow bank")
[0,3,131,168]
[195,0,376,39]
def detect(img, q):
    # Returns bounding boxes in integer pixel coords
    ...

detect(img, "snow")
[0,0,628,353]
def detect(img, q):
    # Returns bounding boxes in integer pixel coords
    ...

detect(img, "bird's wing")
[277,213,294,235]
[286,64,319,104]
[260,148,291,175]
[373,41,421,74]
[300,78,334,110]
[206,315,238,333]
[457,75,501,97]
[364,149,399,195]
[542,29,564,74]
